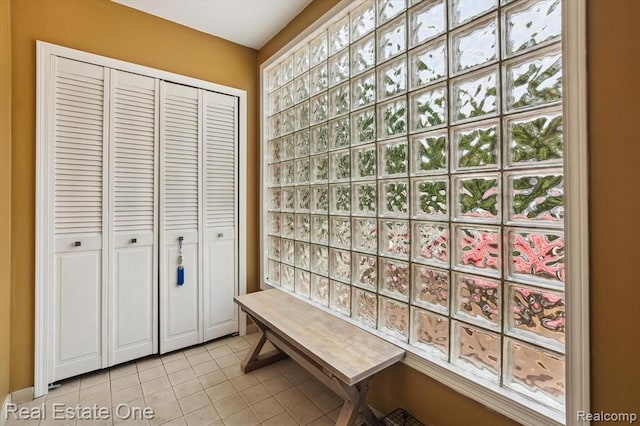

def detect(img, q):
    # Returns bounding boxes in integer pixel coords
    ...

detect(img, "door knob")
[131,238,137,244]
[217,232,224,238]
[74,241,82,247]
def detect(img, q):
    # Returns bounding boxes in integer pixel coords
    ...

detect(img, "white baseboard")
[1,393,11,426]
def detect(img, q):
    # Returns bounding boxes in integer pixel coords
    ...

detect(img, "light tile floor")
[7,333,349,426]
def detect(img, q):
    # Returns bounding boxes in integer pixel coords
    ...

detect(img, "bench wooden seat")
[234,289,406,426]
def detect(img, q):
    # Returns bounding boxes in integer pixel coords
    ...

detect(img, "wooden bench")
[234,289,405,426]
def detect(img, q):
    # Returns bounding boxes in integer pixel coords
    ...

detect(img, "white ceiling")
[112,0,313,50]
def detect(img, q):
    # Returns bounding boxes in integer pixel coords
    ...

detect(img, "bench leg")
[240,315,288,373]
[334,378,377,426]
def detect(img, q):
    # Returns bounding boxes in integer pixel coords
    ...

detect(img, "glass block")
[410,307,449,359]
[409,37,447,90]
[329,149,351,182]
[330,216,351,249]
[329,83,350,118]
[451,321,501,381]
[268,163,281,186]
[294,132,309,159]
[352,182,377,217]
[378,0,406,25]
[379,219,410,259]
[507,282,565,350]
[378,296,409,341]
[503,0,562,58]
[281,108,294,135]
[329,50,350,87]
[295,241,310,270]
[268,138,281,163]
[281,239,295,265]
[378,138,408,178]
[268,212,281,236]
[281,161,295,186]
[330,280,351,316]
[310,154,329,184]
[268,90,280,116]
[294,74,310,104]
[295,186,310,213]
[311,274,330,306]
[310,94,328,125]
[329,15,350,56]
[412,264,449,313]
[269,114,280,139]
[378,96,407,139]
[282,213,295,239]
[379,180,409,218]
[451,14,498,75]
[409,0,446,47]
[269,188,281,211]
[351,0,376,41]
[409,85,447,132]
[294,214,311,241]
[268,65,280,92]
[504,45,562,113]
[377,15,406,63]
[267,260,281,285]
[329,117,350,150]
[329,183,351,215]
[310,215,329,245]
[282,187,295,212]
[409,130,448,175]
[310,244,329,276]
[351,108,376,146]
[352,287,378,328]
[352,251,377,290]
[412,221,449,266]
[351,34,376,76]
[309,63,328,96]
[294,101,310,131]
[451,66,498,124]
[294,44,310,76]
[504,107,563,168]
[281,82,294,110]
[310,185,329,213]
[294,158,310,185]
[268,236,281,261]
[281,134,295,160]
[378,55,407,100]
[507,227,565,287]
[281,56,294,84]
[449,0,497,28]
[506,169,564,227]
[310,123,329,154]
[452,173,501,223]
[351,70,376,109]
[411,177,448,220]
[330,248,351,283]
[351,144,377,181]
[453,224,501,277]
[310,31,328,67]
[281,264,295,291]
[504,338,565,409]
[295,268,311,298]
[452,272,500,330]
[451,119,499,171]
[379,257,410,301]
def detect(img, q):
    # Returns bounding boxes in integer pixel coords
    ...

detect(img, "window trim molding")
[258,1,589,424]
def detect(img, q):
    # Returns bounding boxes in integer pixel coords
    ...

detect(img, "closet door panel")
[52,57,107,381]
[109,70,158,365]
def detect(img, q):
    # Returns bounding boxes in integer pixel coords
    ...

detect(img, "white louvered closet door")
[160,81,202,353]
[202,91,239,341]
[52,57,108,381]
[109,70,159,365]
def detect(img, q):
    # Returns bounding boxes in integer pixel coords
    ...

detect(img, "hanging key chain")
[177,236,185,286]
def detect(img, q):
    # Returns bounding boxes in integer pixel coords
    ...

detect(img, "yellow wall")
[1,0,12,404]
[258,0,640,424]
[9,0,259,390]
